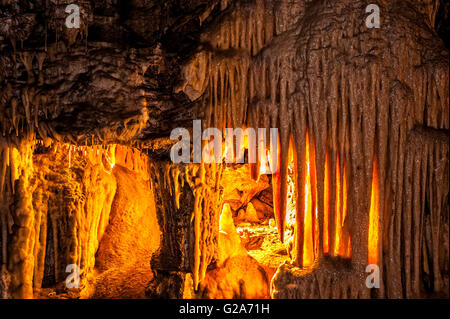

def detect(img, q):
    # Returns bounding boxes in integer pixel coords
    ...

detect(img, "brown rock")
[242,234,264,251]
[222,165,270,211]
[245,203,260,223]
[250,198,274,220]
[235,209,246,223]
[198,255,271,299]
[257,187,273,207]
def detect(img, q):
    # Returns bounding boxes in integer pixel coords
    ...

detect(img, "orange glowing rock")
[323,151,330,254]
[368,158,379,265]
[271,134,283,241]
[284,131,318,267]
[302,132,315,267]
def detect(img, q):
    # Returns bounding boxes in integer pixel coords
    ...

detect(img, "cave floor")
[236,223,290,270]
[34,264,153,299]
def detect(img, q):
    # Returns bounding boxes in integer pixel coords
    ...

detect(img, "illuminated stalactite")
[189,162,224,290]
[0,134,35,298]
[301,132,317,267]
[178,0,448,298]
[0,137,163,298]
[285,134,352,267]
[332,155,350,259]
[287,131,319,268]
[32,144,119,296]
[368,157,380,266]
[323,152,330,255]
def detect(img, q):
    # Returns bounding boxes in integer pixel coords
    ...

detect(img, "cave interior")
[0,0,449,299]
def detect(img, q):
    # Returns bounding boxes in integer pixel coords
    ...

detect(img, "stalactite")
[30,142,120,296]
[185,161,224,290]
[21,88,31,126]
[36,52,46,86]
[10,97,18,136]
[368,157,380,266]
[177,0,449,298]
[395,127,449,298]
[18,51,34,84]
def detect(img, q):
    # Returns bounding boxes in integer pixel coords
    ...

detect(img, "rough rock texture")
[250,197,273,220]
[198,255,271,299]
[0,134,35,298]
[0,0,231,144]
[0,137,118,297]
[272,259,361,299]
[194,203,272,299]
[176,0,449,298]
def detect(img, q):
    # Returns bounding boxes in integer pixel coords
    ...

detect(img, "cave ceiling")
[0,0,226,148]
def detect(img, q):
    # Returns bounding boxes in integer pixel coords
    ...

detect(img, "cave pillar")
[147,161,223,298]
[0,135,36,298]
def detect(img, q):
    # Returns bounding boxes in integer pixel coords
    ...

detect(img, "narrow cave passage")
[91,164,160,299]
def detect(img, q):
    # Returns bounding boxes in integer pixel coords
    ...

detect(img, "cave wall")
[0,0,229,143]
[177,0,449,298]
[33,144,118,296]
[0,134,35,298]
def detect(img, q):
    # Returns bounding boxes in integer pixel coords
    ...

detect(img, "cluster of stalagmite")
[178,0,449,298]
[0,138,113,298]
